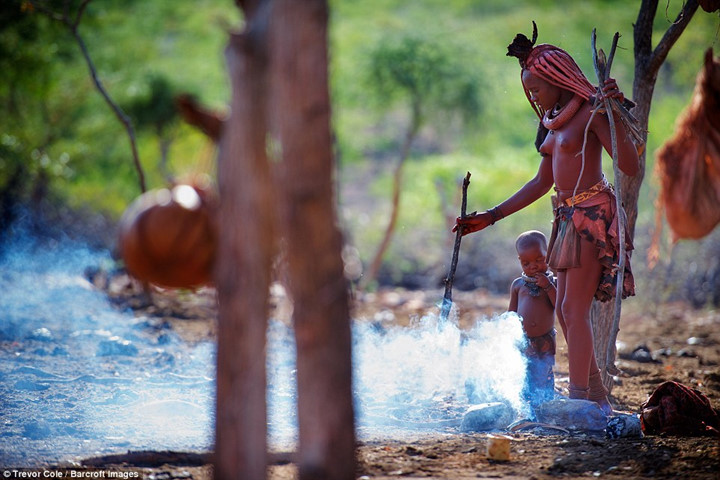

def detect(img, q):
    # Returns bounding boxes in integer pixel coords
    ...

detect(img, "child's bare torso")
[513,278,555,338]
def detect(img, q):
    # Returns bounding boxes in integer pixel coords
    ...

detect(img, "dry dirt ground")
[72,279,719,480]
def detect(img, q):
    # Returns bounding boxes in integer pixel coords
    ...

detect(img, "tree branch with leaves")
[27,0,146,193]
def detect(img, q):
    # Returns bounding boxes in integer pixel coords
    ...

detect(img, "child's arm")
[535,273,556,308]
[508,278,521,312]
[544,281,556,308]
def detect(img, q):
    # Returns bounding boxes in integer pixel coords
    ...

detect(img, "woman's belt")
[562,177,609,207]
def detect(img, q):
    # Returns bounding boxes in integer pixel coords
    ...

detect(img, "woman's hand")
[452,211,492,236]
[600,77,625,104]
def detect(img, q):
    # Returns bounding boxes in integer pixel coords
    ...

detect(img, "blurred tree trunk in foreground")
[214,1,274,478]
[269,1,356,478]
[592,0,700,393]
[215,1,355,479]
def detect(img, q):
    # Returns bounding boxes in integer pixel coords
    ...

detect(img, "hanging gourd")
[118,183,217,288]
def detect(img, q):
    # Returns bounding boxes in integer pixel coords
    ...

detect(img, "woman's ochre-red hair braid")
[507,22,596,120]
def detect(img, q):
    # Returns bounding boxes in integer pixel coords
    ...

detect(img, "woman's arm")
[454,154,554,235]
[591,79,640,176]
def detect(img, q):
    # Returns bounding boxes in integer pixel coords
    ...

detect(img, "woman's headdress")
[507,22,596,120]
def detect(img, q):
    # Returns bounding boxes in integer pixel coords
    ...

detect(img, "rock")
[535,398,607,431]
[628,345,660,363]
[606,413,643,439]
[29,327,53,342]
[460,402,514,432]
[676,348,697,358]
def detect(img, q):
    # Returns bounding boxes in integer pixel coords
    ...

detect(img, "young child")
[508,230,557,407]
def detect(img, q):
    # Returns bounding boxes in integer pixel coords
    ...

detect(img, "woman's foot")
[589,370,613,415]
[594,395,614,416]
[568,384,589,400]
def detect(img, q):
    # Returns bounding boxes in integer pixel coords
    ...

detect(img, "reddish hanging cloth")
[640,381,720,437]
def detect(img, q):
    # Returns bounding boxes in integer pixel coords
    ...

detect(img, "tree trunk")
[269,1,356,479]
[362,103,421,289]
[361,154,406,288]
[591,0,699,393]
[214,12,275,480]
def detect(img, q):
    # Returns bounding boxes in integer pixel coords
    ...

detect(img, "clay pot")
[118,184,217,288]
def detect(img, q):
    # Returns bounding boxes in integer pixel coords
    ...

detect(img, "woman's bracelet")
[488,206,505,225]
[542,283,553,291]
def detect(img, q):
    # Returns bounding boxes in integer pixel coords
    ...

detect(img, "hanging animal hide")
[655,48,720,242]
[699,0,720,13]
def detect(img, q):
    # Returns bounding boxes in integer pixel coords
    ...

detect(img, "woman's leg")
[560,237,602,397]
[555,271,568,342]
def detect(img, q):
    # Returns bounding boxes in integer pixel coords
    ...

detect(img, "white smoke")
[0,228,528,465]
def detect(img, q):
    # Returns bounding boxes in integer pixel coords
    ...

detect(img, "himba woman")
[454,23,639,415]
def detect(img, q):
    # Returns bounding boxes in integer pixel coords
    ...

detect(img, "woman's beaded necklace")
[542,94,583,131]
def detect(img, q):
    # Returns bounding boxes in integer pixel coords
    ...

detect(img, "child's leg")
[536,354,556,403]
[560,238,602,398]
[525,333,557,406]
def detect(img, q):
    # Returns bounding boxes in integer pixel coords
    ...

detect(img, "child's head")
[515,230,549,276]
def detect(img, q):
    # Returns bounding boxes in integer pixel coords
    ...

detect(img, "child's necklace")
[522,272,552,297]
[522,273,541,297]
[542,94,583,131]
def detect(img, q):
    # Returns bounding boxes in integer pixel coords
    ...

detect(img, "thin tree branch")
[70,29,146,192]
[71,0,93,30]
[648,0,700,76]
[29,0,147,193]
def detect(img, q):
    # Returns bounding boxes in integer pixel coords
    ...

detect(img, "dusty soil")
[66,278,720,480]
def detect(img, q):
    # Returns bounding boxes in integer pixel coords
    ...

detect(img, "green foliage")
[125,74,179,137]
[367,35,481,125]
[0,0,237,218]
[2,0,718,299]
[0,1,79,215]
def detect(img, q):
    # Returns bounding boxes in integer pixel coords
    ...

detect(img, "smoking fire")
[0,227,529,467]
